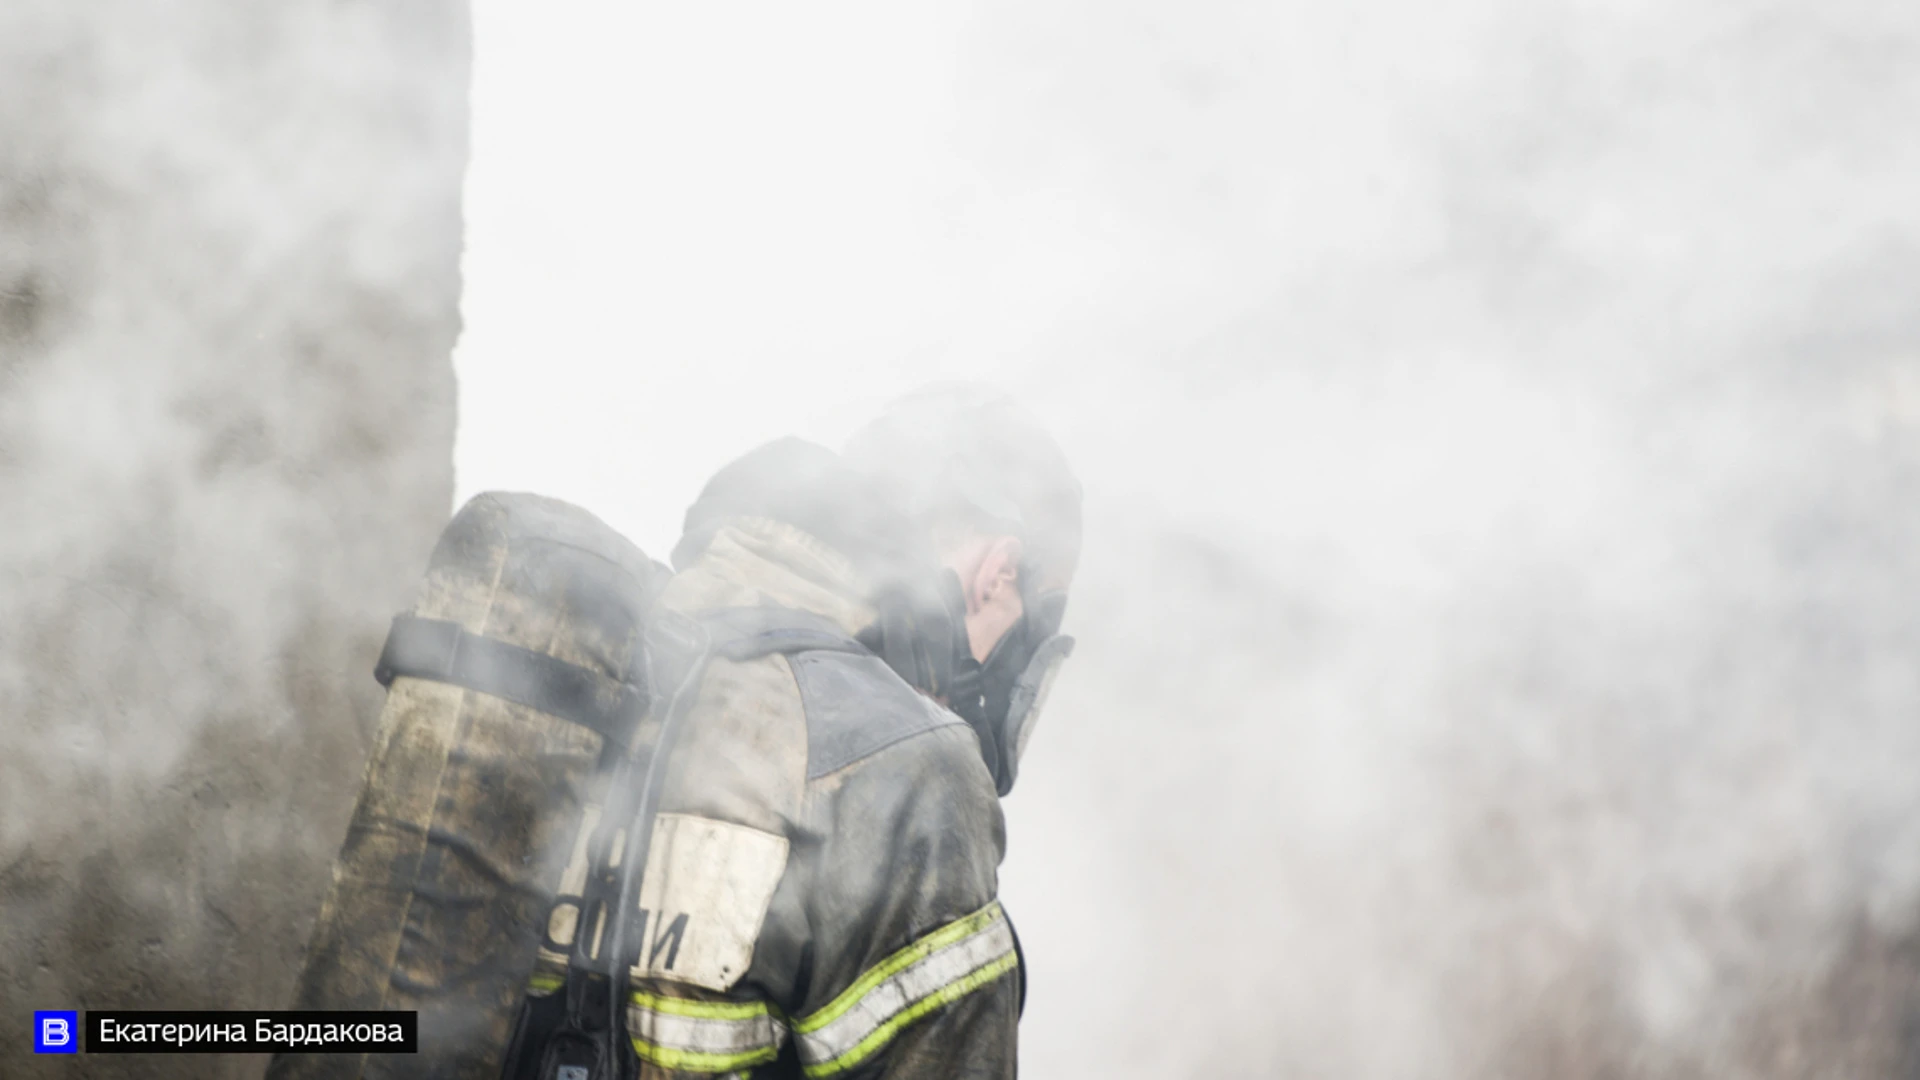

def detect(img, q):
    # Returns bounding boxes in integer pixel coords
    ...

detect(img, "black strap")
[697,606,872,662]
[374,615,647,749]
[495,612,714,1080]
[1006,909,1027,1019]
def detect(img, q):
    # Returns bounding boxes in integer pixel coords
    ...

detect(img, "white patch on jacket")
[629,813,790,992]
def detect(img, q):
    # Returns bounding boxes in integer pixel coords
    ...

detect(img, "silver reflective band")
[794,902,1019,1077]
[626,992,788,1073]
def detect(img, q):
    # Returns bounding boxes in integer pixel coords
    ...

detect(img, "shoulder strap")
[697,605,872,662]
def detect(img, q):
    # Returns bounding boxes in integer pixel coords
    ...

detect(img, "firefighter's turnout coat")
[526,515,1021,1078]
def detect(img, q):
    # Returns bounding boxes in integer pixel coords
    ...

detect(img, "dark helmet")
[841,383,1083,590]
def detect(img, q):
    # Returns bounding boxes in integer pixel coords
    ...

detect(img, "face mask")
[949,581,1074,797]
[1003,628,1074,780]
[862,569,1073,796]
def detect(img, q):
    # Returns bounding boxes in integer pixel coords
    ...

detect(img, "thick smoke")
[4,0,1917,1078]
[1,2,465,1076]
[456,1,1920,1078]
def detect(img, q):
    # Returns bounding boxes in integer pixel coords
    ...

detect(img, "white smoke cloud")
[456,1,1920,1076]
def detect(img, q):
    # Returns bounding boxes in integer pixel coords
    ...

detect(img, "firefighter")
[514,384,1081,1079]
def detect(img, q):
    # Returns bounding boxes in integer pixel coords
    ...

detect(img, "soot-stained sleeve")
[788,722,1020,1079]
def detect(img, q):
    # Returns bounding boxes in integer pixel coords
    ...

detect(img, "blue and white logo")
[34,1010,78,1053]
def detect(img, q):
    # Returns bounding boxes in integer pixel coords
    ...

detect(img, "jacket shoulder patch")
[632,813,790,992]
[788,651,966,779]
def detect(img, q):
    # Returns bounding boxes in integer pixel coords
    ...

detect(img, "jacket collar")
[670,517,877,636]
[667,438,934,635]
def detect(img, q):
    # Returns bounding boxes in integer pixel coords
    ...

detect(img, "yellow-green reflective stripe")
[795,901,1005,1035]
[527,972,563,995]
[793,903,1017,1074]
[629,1038,780,1074]
[627,992,788,1074]
[802,953,1018,1079]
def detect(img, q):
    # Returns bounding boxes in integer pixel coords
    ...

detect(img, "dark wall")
[0,3,468,1076]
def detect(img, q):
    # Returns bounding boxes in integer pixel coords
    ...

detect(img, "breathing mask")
[944,573,1073,797]
[862,566,1073,797]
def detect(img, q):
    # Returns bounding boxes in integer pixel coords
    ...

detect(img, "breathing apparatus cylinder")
[269,493,671,1080]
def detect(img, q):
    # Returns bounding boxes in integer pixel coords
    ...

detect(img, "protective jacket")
[521,508,1022,1079]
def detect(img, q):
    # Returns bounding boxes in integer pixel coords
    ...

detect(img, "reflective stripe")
[628,990,788,1073]
[794,902,1018,1077]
